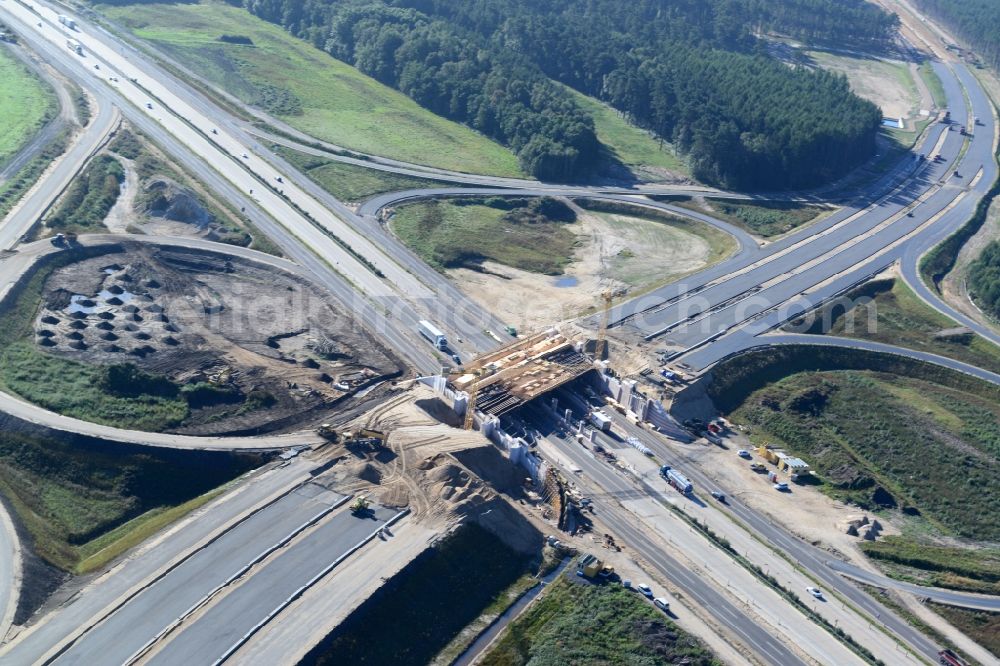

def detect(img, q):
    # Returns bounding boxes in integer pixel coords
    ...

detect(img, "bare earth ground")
[35,246,403,434]
[450,207,714,333]
[671,430,901,570]
[807,50,924,124]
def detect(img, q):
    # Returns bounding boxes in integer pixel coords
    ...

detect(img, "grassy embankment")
[481,576,719,666]
[0,46,63,220]
[919,60,947,109]
[0,46,56,166]
[929,603,1000,660]
[391,197,580,275]
[714,345,1000,593]
[793,277,1000,374]
[34,154,124,237]
[566,87,689,177]
[0,429,259,573]
[100,1,523,177]
[672,196,827,237]
[301,524,535,666]
[272,145,446,202]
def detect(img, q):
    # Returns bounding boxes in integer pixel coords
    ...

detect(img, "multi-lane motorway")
[0,0,998,663]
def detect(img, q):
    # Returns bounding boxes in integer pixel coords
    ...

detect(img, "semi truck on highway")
[58,14,76,30]
[418,320,448,350]
[661,466,693,495]
[66,38,82,55]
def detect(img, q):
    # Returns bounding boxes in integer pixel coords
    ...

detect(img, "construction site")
[30,243,405,434]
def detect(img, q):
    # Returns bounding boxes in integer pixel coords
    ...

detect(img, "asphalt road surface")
[146,505,401,666]
[51,483,350,666]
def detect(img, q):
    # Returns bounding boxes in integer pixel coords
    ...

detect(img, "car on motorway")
[146,102,153,109]
[806,586,824,599]
[451,353,461,364]
[636,583,653,598]
[737,449,751,459]
[711,491,726,502]
[242,153,249,159]
[774,482,789,492]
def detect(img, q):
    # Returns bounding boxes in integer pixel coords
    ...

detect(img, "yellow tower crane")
[595,290,613,360]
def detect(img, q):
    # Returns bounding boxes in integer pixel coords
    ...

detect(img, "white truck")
[589,410,613,432]
[58,14,76,30]
[418,320,448,351]
[66,38,82,55]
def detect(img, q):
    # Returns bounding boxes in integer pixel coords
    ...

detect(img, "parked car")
[622,579,631,589]
[637,583,653,598]
[774,482,789,492]
[806,586,824,599]
[653,597,671,612]
[737,449,751,459]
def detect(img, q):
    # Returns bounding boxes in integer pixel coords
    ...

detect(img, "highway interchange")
[0,0,998,663]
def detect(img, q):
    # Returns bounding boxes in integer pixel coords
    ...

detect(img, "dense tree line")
[913,0,1000,70]
[241,0,887,188]
[968,240,1000,319]
[740,0,899,45]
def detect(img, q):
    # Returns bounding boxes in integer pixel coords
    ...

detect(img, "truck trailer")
[663,468,693,495]
[66,39,82,55]
[589,410,613,432]
[58,15,77,30]
[418,320,448,350]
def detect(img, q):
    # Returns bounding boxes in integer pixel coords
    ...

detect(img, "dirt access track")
[30,240,405,435]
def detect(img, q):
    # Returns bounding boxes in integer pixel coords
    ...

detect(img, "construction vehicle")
[317,424,339,442]
[418,320,448,350]
[316,425,385,449]
[349,496,371,515]
[576,553,605,578]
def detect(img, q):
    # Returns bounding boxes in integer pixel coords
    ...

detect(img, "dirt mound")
[141,178,211,228]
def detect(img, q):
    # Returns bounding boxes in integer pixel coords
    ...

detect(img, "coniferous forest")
[235,0,893,188]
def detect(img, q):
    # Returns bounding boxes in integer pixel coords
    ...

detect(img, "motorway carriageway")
[548,389,949,658]
[49,485,388,666]
[0,0,512,363]
[610,61,994,343]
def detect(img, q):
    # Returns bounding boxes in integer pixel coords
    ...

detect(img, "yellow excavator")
[316,425,385,450]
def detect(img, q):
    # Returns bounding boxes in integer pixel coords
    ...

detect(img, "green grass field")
[730,369,1000,541]
[391,198,579,274]
[566,87,688,176]
[481,576,719,666]
[797,278,1000,375]
[0,430,257,572]
[0,47,56,168]
[100,1,523,177]
[274,145,445,201]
